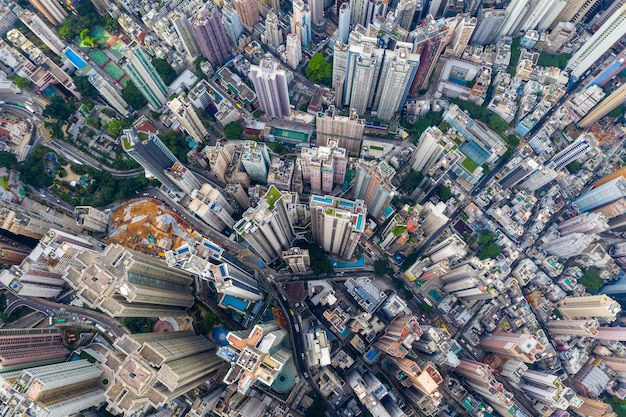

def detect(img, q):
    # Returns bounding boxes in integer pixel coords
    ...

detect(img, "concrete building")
[122,128,182,191]
[206,261,262,301]
[241,141,271,183]
[170,11,201,60]
[448,15,476,57]
[0,6,17,37]
[88,73,129,116]
[235,186,295,263]
[375,316,422,357]
[120,42,169,109]
[0,328,67,372]
[479,331,546,363]
[558,212,609,236]
[221,3,244,45]
[309,194,366,259]
[291,0,312,46]
[310,0,324,26]
[282,247,311,272]
[410,126,447,172]
[27,0,67,25]
[188,183,236,230]
[338,3,351,43]
[64,244,195,317]
[541,233,596,258]
[300,145,348,193]
[0,360,105,417]
[166,162,204,194]
[547,135,593,171]
[263,12,283,48]
[566,3,626,78]
[168,96,208,143]
[285,33,302,69]
[374,46,420,120]
[191,3,232,68]
[16,9,65,56]
[571,396,618,417]
[74,206,109,233]
[551,0,603,28]
[519,0,566,32]
[454,359,516,415]
[521,370,582,411]
[232,0,260,28]
[104,331,223,415]
[267,158,294,191]
[249,59,291,118]
[305,329,331,367]
[579,83,626,128]
[316,106,365,156]
[547,319,600,337]
[472,8,506,45]
[352,160,395,221]
[395,0,419,30]
[218,323,292,394]
[557,295,622,321]
[574,177,626,213]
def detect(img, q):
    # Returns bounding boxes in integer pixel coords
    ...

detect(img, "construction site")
[107,198,196,257]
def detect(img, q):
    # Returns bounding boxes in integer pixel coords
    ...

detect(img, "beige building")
[168,96,209,144]
[27,0,67,25]
[104,331,224,415]
[547,319,599,337]
[282,247,310,272]
[375,316,422,358]
[300,145,348,193]
[75,206,110,233]
[315,106,365,156]
[557,295,622,321]
[479,331,546,363]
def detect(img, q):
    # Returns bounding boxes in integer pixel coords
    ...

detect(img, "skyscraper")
[27,0,67,25]
[16,9,65,56]
[541,233,596,258]
[104,331,224,414]
[88,73,129,116]
[120,42,168,109]
[551,0,603,28]
[170,11,201,60]
[121,128,183,191]
[373,46,420,120]
[375,316,422,357]
[471,8,506,45]
[547,135,593,171]
[233,0,261,28]
[310,0,324,26]
[249,59,291,118]
[299,145,347,193]
[448,15,476,58]
[188,183,237,230]
[191,3,232,69]
[454,359,516,416]
[338,3,351,43]
[557,212,609,236]
[64,243,195,317]
[547,319,600,337]
[352,160,395,221]
[292,0,312,46]
[578,83,626,128]
[241,140,271,183]
[495,0,531,38]
[557,295,622,320]
[0,360,105,417]
[0,328,67,371]
[522,371,581,412]
[221,3,244,45]
[479,331,546,363]
[574,177,626,212]
[235,186,296,263]
[264,12,283,48]
[566,3,626,78]
[395,0,418,30]
[409,126,446,172]
[285,33,303,69]
[316,106,365,156]
[167,96,209,143]
[518,0,566,33]
[309,194,367,258]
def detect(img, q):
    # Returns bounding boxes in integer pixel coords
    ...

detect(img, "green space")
[151,58,178,85]
[566,160,583,174]
[224,122,243,140]
[122,81,148,110]
[537,52,571,69]
[579,266,604,294]
[304,53,332,86]
[374,258,394,278]
[273,127,309,142]
[508,37,521,75]
[158,130,190,162]
[122,317,156,333]
[296,242,334,276]
[401,169,422,192]
[477,231,502,260]
[437,185,452,202]
[461,157,479,172]
[264,186,282,210]
[401,111,443,144]
[104,62,125,80]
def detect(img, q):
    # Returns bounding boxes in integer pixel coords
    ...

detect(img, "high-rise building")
[241,140,271,183]
[104,331,223,415]
[64,244,195,317]
[299,145,348,193]
[292,0,312,46]
[547,135,593,171]
[285,33,303,69]
[541,233,596,258]
[352,160,395,221]
[263,12,283,48]
[409,15,454,94]
[566,4,626,79]
[310,0,324,26]
[316,106,365,156]
[409,126,447,172]
[521,370,581,411]
[207,261,262,301]
[479,331,546,363]
[120,42,168,109]
[471,8,506,45]
[0,6,17,37]
[495,0,531,38]
[571,396,618,417]
[338,3,351,43]
[191,3,232,69]
[188,183,237,230]
[0,328,67,372]
[233,0,261,28]
[375,316,422,357]
[557,212,609,236]
[574,177,626,213]
[541,21,577,52]
[0,360,105,417]
[257,0,280,16]
[167,96,209,143]
[249,59,291,118]
[16,9,65,56]
[373,46,420,120]
[547,319,600,337]
[27,0,67,25]
[578,83,626,128]
[88,73,129,116]
[557,295,622,320]
[448,15,475,57]
[121,128,183,191]
[454,359,516,416]
[341,42,383,115]
[309,194,367,258]
[170,11,201,60]
[395,0,418,30]
[165,162,204,194]
[221,3,244,45]
[551,0,603,28]
[235,186,296,262]
[518,0,566,33]
[218,323,291,394]
[282,247,311,272]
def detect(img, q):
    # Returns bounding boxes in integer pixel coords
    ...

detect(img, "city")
[0,0,626,416]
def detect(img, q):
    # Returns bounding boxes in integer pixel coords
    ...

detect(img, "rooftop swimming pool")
[220,295,249,312]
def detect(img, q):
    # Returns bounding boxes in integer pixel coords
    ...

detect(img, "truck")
[94,323,107,333]
[48,317,53,326]
[257,261,265,269]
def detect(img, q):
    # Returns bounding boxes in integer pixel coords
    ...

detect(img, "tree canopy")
[223,122,243,140]
[478,242,501,260]
[0,151,17,169]
[401,170,422,191]
[121,81,148,110]
[374,258,394,277]
[537,52,571,69]
[297,241,334,276]
[304,53,332,86]
[151,58,177,85]
[488,114,509,133]
[57,0,101,41]
[402,111,443,143]
[43,96,75,121]
[11,76,30,90]
[158,130,189,162]
[437,185,452,202]
[16,145,54,189]
[106,119,132,138]
[73,75,99,98]
[579,267,604,294]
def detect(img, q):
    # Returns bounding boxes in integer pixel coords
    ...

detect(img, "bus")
[56,318,67,323]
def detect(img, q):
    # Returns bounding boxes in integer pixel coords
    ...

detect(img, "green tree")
[158,130,189,162]
[488,114,509,133]
[401,170,423,191]
[437,185,452,202]
[43,95,75,121]
[505,134,520,148]
[298,242,334,276]
[566,160,583,174]
[85,116,100,129]
[80,29,96,47]
[104,15,120,32]
[579,267,604,294]
[224,122,243,140]
[121,81,148,110]
[374,259,393,277]
[401,111,443,142]
[73,75,99,98]
[479,242,501,260]
[304,53,332,86]
[122,317,156,333]
[151,58,178,85]
[0,151,17,168]
[16,145,55,189]
[106,119,132,138]
[478,231,494,245]
[11,76,30,90]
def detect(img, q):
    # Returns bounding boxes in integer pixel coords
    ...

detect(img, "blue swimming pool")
[331,255,365,269]
[187,138,197,149]
[64,48,87,69]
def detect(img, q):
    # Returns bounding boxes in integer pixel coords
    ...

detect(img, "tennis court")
[110,41,125,59]
[105,62,125,80]
[89,49,109,66]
